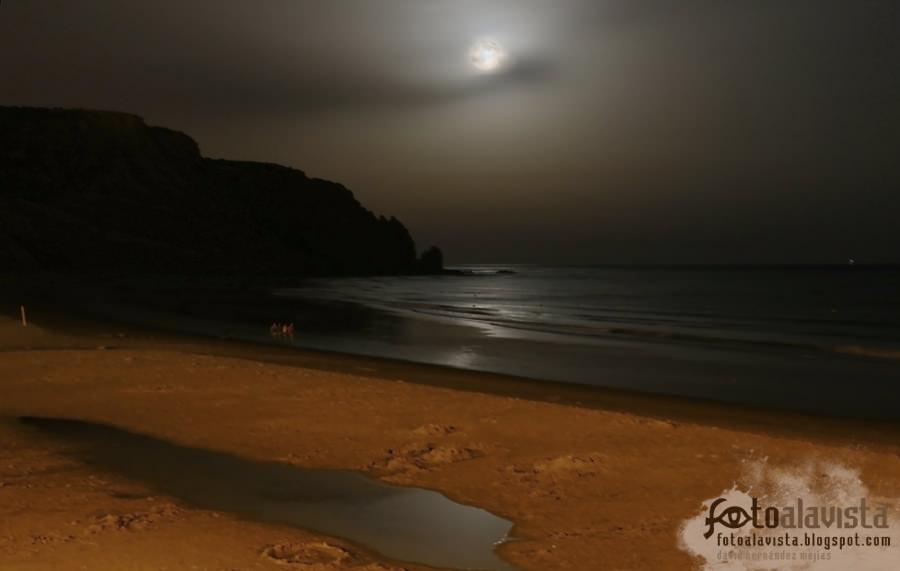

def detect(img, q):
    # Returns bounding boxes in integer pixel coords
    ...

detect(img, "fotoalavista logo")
[704,497,889,539]
[680,461,899,569]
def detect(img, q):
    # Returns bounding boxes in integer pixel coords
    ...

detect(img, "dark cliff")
[0,107,441,275]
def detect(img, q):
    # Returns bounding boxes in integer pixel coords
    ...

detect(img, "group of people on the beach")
[270,322,295,341]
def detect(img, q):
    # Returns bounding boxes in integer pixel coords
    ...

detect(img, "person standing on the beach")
[270,322,280,337]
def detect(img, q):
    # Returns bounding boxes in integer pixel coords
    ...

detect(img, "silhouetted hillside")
[0,106,442,275]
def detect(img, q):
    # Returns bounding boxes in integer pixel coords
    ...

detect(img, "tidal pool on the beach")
[17,417,516,571]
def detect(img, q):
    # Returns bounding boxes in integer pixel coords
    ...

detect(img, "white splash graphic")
[679,458,900,570]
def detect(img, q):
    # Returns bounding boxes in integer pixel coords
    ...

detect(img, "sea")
[269,265,900,420]
[62,265,900,421]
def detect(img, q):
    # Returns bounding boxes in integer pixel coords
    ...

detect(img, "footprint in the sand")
[29,533,77,546]
[85,503,180,533]
[508,453,611,487]
[262,542,353,567]
[367,424,484,474]
[410,423,459,437]
[633,417,679,429]
[261,542,405,570]
[121,384,178,393]
[370,442,484,474]
[532,452,609,476]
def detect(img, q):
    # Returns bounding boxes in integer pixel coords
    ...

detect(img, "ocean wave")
[393,304,900,361]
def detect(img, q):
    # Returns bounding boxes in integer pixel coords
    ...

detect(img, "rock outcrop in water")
[0,106,439,275]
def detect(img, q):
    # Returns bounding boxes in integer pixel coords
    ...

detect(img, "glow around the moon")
[469,39,506,72]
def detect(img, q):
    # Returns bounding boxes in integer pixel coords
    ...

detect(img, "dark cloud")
[169,54,560,115]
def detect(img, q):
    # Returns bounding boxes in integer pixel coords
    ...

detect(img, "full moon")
[470,39,506,73]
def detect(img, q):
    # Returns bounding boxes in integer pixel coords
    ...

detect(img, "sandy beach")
[1,313,899,571]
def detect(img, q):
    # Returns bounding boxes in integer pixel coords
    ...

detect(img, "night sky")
[2,1,899,264]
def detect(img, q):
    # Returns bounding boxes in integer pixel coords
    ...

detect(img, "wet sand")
[1,314,899,570]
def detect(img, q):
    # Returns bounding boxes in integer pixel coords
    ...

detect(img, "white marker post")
[20,305,27,327]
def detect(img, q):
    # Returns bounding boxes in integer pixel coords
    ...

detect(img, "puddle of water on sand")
[17,417,516,571]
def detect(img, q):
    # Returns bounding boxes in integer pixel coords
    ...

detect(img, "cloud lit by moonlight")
[469,39,506,73]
